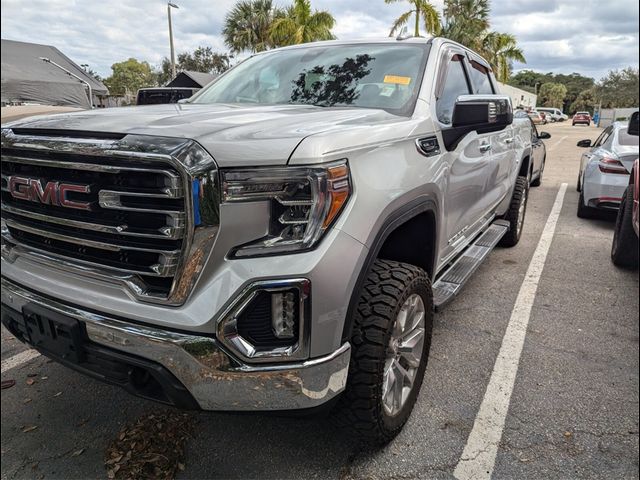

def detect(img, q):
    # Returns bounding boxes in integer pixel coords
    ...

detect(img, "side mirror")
[628,111,639,136]
[177,98,189,104]
[443,95,513,150]
[577,139,592,148]
[538,131,551,139]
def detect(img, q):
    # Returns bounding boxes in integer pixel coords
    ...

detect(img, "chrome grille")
[1,129,220,305]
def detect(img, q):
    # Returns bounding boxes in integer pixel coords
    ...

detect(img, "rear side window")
[618,128,639,146]
[468,61,494,94]
[437,55,471,124]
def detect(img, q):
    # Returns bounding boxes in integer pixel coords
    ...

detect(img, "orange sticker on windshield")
[384,75,411,85]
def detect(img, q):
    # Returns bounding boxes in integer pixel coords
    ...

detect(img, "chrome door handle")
[479,144,492,153]
[504,137,514,144]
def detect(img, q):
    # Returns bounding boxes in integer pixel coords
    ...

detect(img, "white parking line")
[549,135,568,150]
[1,349,41,374]
[454,183,568,480]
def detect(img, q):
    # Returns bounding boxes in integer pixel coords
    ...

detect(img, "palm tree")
[269,0,336,46]
[480,32,526,83]
[386,0,441,38]
[222,0,283,54]
[441,0,489,50]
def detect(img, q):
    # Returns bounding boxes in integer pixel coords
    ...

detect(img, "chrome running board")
[433,220,510,310]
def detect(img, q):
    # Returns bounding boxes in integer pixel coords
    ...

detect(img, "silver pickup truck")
[1,37,542,444]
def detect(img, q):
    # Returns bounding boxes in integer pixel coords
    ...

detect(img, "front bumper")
[1,277,350,411]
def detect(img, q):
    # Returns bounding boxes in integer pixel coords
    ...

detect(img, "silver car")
[577,122,640,217]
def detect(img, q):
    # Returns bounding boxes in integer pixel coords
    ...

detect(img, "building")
[166,70,217,89]
[1,39,108,108]
[497,82,537,110]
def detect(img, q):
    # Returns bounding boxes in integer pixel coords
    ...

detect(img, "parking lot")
[1,121,638,479]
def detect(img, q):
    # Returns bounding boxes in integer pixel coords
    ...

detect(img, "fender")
[341,197,439,342]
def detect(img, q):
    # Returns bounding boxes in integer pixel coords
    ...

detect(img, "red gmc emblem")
[8,176,91,211]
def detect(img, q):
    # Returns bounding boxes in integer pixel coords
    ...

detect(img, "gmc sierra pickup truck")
[1,37,540,444]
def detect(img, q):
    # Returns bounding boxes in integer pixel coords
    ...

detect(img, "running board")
[433,220,510,310]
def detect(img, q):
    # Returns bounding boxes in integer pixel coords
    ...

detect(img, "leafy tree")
[103,58,155,96]
[386,0,441,37]
[480,32,525,83]
[597,67,639,109]
[538,82,567,109]
[509,70,594,112]
[441,0,489,50]
[157,47,230,85]
[509,70,553,92]
[80,64,103,82]
[270,0,336,46]
[570,87,597,114]
[223,0,284,54]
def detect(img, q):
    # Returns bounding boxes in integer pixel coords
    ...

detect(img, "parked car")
[537,107,567,122]
[576,121,639,218]
[136,87,199,105]
[528,110,547,125]
[573,111,591,126]
[611,111,639,268]
[1,37,536,444]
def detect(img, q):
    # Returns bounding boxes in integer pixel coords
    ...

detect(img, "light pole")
[39,57,93,108]
[167,2,179,80]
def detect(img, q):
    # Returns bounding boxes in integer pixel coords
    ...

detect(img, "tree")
[597,67,639,109]
[103,58,155,96]
[80,64,103,82]
[270,0,336,46]
[509,70,594,112]
[441,0,489,50]
[223,0,284,54]
[157,47,230,85]
[538,82,567,109]
[570,87,597,115]
[386,0,441,37]
[480,32,525,83]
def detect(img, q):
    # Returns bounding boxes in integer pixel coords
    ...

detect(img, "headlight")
[222,160,351,257]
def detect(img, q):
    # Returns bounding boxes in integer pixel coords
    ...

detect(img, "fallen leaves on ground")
[21,425,38,433]
[1,379,16,389]
[25,378,36,386]
[104,410,196,480]
[70,448,85,457]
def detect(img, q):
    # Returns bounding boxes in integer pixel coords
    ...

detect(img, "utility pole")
[168,2,179,80]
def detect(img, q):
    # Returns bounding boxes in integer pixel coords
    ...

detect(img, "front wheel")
[499,176,529,247]
[333,259,433,445]
[611,186,639,268]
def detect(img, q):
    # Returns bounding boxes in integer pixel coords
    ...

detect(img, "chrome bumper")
[0,277,350,411]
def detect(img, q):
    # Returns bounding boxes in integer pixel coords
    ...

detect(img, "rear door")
[434,49,496,261]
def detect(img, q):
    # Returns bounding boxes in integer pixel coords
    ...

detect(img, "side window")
[594,127,613,147]
[468,60,494,95]
[530,119,539,141]
[437,54,471,124]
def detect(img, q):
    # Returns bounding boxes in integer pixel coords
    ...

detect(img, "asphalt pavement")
[1,121,638,480]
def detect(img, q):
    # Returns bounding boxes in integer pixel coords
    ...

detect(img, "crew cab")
[1,37,536,444]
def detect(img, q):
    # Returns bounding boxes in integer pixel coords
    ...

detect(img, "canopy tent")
[1,39,108,108]
[166,70,217,89]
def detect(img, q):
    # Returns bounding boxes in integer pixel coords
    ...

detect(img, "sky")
[1,0,638,81]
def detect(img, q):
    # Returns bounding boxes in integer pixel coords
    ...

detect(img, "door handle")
[479,144,492,153]
[504,137,514,144]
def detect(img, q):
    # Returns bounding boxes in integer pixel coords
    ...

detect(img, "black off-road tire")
[611,186,639,268]
[577,189,597,219]
[531,157,545,187]
[499,176,529,247]
[333,259,433,446]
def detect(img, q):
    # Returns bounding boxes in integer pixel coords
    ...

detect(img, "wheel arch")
[341,198,439,343]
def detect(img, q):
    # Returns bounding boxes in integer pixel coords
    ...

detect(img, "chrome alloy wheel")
[516,187,528,237]
[382,293,426,416]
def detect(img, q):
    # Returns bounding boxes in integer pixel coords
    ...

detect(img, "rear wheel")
[611,187,639,268]
[577,189,597,218]
[499,176,529,247]
[333,259,433,445]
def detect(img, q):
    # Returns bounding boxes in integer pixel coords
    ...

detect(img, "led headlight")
[222,160,351,257]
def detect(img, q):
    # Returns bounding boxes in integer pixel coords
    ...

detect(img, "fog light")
[271,291,296,339]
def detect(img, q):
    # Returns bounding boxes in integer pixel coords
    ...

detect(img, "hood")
[4,103,405,167]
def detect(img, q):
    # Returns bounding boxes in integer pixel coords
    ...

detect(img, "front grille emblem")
[7,176,91,211]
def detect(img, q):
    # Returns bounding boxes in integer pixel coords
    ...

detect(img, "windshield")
[192,43,429,116]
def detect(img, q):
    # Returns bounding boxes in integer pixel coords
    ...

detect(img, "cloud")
[1,0,637,81]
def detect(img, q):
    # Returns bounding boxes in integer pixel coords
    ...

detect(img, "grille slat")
[1,143,188,295]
